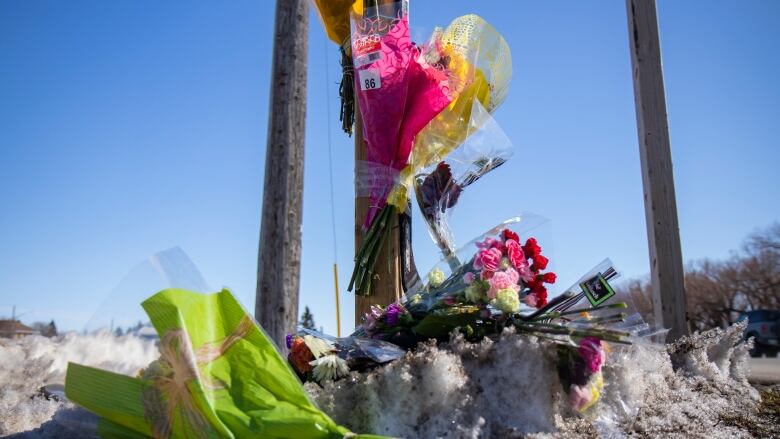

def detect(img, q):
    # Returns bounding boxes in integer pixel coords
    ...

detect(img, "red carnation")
[503,229,520,242]
[525,277,540,290]
[289,338,314,374]
[532,284,548,308]
[541,272,557,284]
[532,254,549,271]
[523,238,542,258]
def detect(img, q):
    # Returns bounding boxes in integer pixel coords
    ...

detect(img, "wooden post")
[256,0,309,350]
[626,0,688,341]
[354,105,402,326]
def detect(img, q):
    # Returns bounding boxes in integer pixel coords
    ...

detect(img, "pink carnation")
[505,239,526,269]
[505,267,519,284]
[523,293,538,307]
[488,271,517,299]
[516,261,534,283]
[569,384,593,412]
[463,272,475,284]
[579,337,606,374]
[474,247,502,272]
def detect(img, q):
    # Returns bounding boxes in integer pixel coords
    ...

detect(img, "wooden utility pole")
[626,0,688,341]
[354,108,402,326]
[256,0,309,350]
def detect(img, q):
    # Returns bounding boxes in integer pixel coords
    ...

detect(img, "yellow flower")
[491,288,520,313]
[428,268,446,287]
[465,283,485,303]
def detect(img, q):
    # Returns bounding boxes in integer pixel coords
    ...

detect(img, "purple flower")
[386,303,403,326]
[285,334,294,350]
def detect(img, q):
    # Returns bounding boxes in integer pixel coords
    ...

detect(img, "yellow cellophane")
[388,14,512,212]
[312,0,362,47]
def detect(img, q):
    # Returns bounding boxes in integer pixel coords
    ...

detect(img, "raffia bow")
[141,315,254,438]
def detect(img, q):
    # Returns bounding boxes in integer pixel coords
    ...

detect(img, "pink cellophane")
[353,7,453,228]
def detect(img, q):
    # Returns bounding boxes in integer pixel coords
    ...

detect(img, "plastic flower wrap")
[285,328,405,383]
[351,1,462,226]
[350,215,639,350]
[350,9,488,296]
[350,216,553,345]
[404,215,556,318]
[410,14,512,173]
[350,0,415,227]
[413,100,514,265]
[312,0,359,47]
[537,258,659,339]
[65,288,387,438]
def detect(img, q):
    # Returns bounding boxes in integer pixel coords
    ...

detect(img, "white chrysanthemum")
[302,335,335,359]
[309,354,350,383]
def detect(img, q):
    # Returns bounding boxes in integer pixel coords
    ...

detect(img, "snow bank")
[3,324,770,438]
[0,331,157,437]
[308,323,764,438]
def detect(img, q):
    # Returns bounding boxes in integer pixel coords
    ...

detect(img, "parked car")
[738,310,779,357]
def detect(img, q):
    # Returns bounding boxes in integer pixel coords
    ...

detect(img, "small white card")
[358,69,381,91]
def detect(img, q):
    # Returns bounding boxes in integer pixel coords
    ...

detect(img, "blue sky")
[1,1,778,334]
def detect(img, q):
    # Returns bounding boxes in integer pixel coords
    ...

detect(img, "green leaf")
[412,305,481,338]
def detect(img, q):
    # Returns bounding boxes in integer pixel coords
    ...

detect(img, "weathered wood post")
[354,106,403,326]
[256,0,309,349]
[625,0,689,341]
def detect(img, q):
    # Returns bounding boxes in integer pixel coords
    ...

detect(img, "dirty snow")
[309,322,774,438]
[2,323,777,438]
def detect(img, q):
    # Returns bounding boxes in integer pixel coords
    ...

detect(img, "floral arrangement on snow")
[351,228,559,346]
[461,228,556,311]
[287,228,639,416]
[557,336,608,412]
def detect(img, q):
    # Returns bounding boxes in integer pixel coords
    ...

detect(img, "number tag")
[359,69,381,91]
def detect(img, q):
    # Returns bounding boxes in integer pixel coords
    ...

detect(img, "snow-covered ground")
[0,331,157,437]
[1,325,778,438]
[309,324,775,438]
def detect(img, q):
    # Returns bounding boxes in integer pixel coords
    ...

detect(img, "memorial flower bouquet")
[557,336,608,413]
[351,223,559,345]
[349,13,513,297]
[347,219,634,348]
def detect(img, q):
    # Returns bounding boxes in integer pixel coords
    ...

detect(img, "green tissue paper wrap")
[65,288,387,439]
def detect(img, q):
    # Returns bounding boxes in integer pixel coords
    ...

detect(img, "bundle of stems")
[513,321,631,345]
[348,204,394,296]
[514,302,633,344]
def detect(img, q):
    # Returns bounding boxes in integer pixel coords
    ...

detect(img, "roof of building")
[0,320,37,334]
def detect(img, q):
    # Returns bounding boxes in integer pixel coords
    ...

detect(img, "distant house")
[0,320,38,339]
